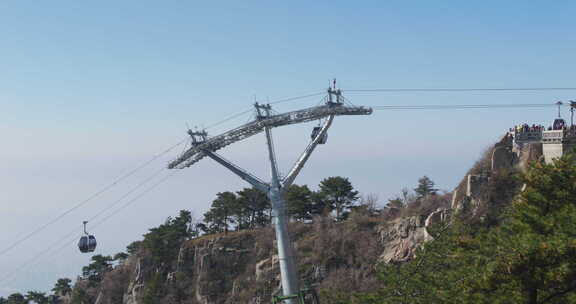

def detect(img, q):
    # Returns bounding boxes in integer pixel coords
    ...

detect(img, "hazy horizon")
[1,1,576,297]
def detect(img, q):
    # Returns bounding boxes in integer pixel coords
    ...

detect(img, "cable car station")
[510,101,576,164]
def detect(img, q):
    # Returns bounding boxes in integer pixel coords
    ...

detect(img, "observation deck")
[511,125,576,163]
[513,128,576,145]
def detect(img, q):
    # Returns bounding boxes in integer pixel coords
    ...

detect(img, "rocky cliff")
[78,210,451,304]
[67,134,535,304]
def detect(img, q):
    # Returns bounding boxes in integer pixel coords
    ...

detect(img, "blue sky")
[1,1,576,296]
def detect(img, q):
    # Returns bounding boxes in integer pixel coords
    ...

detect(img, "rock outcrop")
[67,133,528,304]
[65,209,452,304]
[378,208,451,263]
[451,134,537,215]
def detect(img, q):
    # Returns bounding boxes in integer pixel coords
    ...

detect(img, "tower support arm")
[282,115,335,189]
[204,151,269,193]
[168,104,372,169]
[264,126,281,186]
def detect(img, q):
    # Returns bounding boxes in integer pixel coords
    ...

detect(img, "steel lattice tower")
[168,86,372,303]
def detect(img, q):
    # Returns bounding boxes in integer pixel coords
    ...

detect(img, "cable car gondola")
[311,127,328,144]
[553,118,566,130]
[552,101,567,130]
[78,221,97,253]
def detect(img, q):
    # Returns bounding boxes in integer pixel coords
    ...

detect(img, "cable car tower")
[168,82,372,303]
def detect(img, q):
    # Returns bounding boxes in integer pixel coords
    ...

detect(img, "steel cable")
[0,171,176,284]
[344,87,576,93]
[370,103,558,110]
[0,139,186,258]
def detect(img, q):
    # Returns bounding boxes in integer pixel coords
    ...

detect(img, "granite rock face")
[378,208,451,263]
[70,208,452,304]
[67,134,525,304]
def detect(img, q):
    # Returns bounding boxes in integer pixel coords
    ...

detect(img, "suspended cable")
[0,230,81,284]
[7,89,559,282]
[344,87,576,93]
[69,168,167,251]
[202,92,325,132]
[0,90,333,282]
[269,92,325,105]
[0,171,176,284]
[370,103,558,110]
[0,139,186,258]
[88,167,167,223]
[204,108,254,130]
[90,171,176,229]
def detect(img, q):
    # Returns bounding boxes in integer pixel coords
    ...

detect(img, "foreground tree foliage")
[203,192,237,233]
[202,177,360,230]
[352,154,576,304]
[414,175,438,198]
[25,291,48,304]
[286,184,316,221]
[5,293,25,304]
[318,176,359,220]
[236,187,271,228]
[52,278,72,296]
[6,175,370,302]
[82,254,113,284]
[142,210,193,263]
[485,154,576,303]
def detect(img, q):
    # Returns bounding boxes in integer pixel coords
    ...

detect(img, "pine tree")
[477,154,576,303]
[113,252,129,264]
[285,184,314,221]
[52,278,72,296]
[82,255,113,283]
[318,176,359,220]
[142,210,193,263]
[205,192,237,233]
[6,293,25,304]
[25,291,48,304]
[387,198,404,209]
[236,187,270,228]
[414,176,438,198]
[352,153,576,303]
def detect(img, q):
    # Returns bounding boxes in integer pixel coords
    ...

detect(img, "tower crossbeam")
[167,103,372,169]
